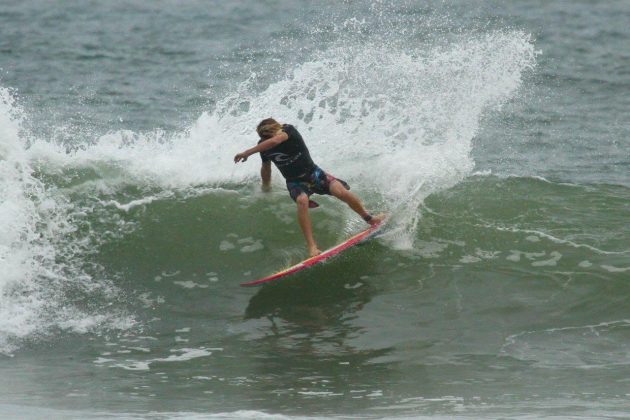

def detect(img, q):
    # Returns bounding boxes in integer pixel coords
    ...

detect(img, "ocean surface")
[1,0,629,418]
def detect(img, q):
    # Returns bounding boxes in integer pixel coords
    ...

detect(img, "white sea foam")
[0,88,60,354]
[100,347,215,371]
[601,265,630,273]
[0,88,133,355]
[102,191,174,212]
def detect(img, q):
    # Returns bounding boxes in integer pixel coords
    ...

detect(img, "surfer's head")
[257,118,282,140]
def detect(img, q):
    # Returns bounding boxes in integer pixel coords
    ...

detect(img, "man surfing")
[234,118,384,257]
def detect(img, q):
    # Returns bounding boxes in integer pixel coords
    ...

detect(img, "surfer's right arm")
[261,161,271,191]
[233,131,289,163]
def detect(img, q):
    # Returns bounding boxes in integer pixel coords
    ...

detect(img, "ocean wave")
[0,24,536,353]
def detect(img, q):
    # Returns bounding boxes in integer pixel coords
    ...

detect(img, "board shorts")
[286,166,350,205]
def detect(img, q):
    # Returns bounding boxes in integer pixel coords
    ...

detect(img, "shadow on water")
[239,247,401,414]
[244,247,379,324]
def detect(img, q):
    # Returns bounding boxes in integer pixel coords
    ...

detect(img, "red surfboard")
[240,219,385,287]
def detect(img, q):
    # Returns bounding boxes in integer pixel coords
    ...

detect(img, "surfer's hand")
[234,152,248,163]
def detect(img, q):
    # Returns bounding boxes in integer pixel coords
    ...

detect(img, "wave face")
[1,1,628,418]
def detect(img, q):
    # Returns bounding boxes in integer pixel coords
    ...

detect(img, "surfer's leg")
[329,180,385,225]
[295,193,321,257]
[329,180,369,217]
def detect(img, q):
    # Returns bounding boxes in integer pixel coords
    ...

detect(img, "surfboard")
[240,219,385,287]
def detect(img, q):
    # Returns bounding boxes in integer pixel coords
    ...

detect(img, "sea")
[1,1,629,418]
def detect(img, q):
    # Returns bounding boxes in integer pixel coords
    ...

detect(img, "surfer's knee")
[295,193,309,210]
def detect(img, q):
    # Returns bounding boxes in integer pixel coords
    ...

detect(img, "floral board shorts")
[286,166,350,207]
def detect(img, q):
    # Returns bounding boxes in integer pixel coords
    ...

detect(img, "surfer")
[234,118,384,257]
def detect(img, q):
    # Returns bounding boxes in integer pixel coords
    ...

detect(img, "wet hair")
[256,118,282,139]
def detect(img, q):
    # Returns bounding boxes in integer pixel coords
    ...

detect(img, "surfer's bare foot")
[308,244,321,258]
[367,213,386,226]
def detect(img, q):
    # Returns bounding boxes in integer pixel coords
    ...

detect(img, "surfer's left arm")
[233,131,289,163]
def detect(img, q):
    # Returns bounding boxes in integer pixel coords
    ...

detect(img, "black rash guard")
[259,124,316,181]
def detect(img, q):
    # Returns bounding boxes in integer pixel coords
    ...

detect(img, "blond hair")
[256,118,282,139]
